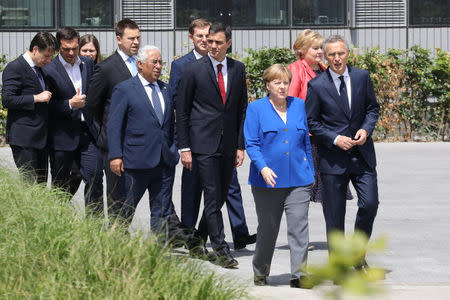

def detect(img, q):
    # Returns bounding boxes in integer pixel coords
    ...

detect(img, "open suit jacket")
[176,55,248,155]
[44,55,94,151]
[86,51,132,151]
[168,50,196,106]
[1,55,48,149]
[107,76,179,169]
[305,66,380,175]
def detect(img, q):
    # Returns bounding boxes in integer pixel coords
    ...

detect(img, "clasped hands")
[336,129,368,151]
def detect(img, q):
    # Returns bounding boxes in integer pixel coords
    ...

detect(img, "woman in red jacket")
[288,30,353,204]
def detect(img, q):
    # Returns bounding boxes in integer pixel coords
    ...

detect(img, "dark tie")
[339,75,350,110]
[33,66,45,91]
[217,63,226,105]
[150,83,164,124]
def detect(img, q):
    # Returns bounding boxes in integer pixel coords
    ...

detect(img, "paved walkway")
[1,142,449,299]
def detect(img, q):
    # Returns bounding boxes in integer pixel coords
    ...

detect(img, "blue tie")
[150,83,164,124]
[339,75,350,111]
[33,66,45,91]
[128,57,138,76]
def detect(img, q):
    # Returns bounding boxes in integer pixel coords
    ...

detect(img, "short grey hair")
[136,45,160,63]
[323,35,349,54]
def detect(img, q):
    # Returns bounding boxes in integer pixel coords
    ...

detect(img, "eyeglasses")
[149,59,163,66]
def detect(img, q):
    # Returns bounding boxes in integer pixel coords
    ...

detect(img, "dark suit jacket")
[168,51,196,106]
[44,55,94,151]
[86,51,132,150]
[305,66,380,175]
[176,55,248,155]
[1,55,48,149]
[107,76,179,169]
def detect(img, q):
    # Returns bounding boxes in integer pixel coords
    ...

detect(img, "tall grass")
[0,169,246,299]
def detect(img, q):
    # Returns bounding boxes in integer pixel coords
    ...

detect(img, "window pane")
[293,0,346,26]
[60,0,113,27]
[175,0,288,28]
[0,0,53,28]
[409,0,450,25]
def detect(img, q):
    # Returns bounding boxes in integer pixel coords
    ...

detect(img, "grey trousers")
[252,185,312,279]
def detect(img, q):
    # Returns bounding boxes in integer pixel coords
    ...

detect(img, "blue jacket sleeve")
[107,85,127,160]
[244,103,267,172]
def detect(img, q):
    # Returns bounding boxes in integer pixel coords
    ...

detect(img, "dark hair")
[115,18,139,37]
[56,27,80,48]
[188,18,211,35]
[29,31,57,52]
[209,22,232,41]
[79,34,102,63]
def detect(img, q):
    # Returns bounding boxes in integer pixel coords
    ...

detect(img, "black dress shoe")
[214,250,239,268]
[189,245,212,260]
[254,275,267,286]
[290,276,313,289]
[355,259,370,273]
[234,233,257,250]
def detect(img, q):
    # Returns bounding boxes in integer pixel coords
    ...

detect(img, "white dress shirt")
[23,52,36,68]
[138,74,165,114]
[329,67,352,109]
[59,55,84,120]
[208,53,228,93]
[117,48,138,76]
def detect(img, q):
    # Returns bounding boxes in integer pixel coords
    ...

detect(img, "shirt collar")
[58,54,81,68]
[117,48,137,62]
[208,53,227,71]
[138,74,158,88]
[329,66,349,81]
[23,51,36,68]
[192,49,204,60]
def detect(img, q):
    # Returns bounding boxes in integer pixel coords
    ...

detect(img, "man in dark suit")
[108,45,180,240]
[44,27,103,211]
[86,19,140,216]
[169,18,256,252]
[305,35,380,269]
[176,23,248,268]
[1,32,57,184]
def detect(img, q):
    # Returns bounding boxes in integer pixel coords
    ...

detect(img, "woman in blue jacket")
[244,64,314,288]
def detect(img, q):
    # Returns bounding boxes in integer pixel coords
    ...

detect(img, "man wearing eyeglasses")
[107,45,180,242]
[305,35,380,271]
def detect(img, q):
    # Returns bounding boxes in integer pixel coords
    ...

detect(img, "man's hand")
[261,167,277,188]
[353,129,368,146]
[34,91,52,103]
[336,135,355,151]
[181,150,193,171]
[110,158,124,176]
[69,88,86,109]
[235,149,244,167]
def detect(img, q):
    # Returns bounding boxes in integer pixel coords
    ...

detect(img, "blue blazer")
[1,55,48,149]
[305,67,379,175]
[168,51,196,106]
[44,55,95,151]
[107,76,179,169]
[244,96,314,188]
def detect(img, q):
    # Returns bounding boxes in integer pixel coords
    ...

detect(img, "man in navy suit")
[44,27,103,211]
[108,45,180,240]
[86,19,140,216]
[2,32,57,183]
[305,35,380,269]
[169,19,256,253]
[177,23,248,268]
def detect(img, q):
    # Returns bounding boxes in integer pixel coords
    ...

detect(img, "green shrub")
[0,168,246,299]
[242,47,296,101]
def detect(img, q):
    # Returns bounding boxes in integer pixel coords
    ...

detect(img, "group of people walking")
[2,16,380,289]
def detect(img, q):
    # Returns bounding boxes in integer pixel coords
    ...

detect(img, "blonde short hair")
[292,29,324,59]
[262,64,292,90]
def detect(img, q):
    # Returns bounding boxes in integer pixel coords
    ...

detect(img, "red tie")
[217,63,226,105]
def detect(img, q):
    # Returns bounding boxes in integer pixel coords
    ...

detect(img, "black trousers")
[11,145,48,184]
[320,151,379,242]
[193,145,235,253]
[102,150,126,217]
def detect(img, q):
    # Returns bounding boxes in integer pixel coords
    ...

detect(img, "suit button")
[284,128,288,132]
[286,152,289,155]
[304,157,307,161]
[285,140,289,144]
